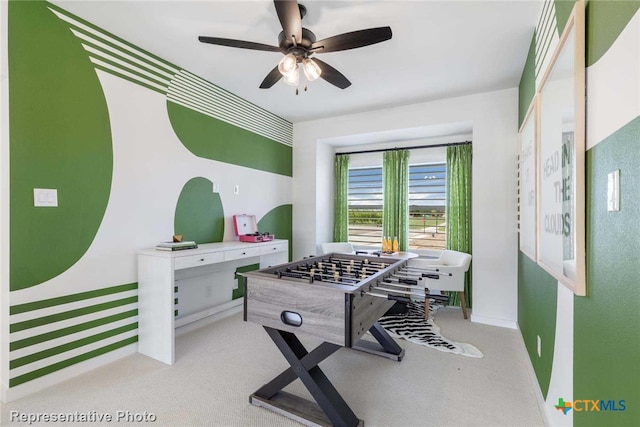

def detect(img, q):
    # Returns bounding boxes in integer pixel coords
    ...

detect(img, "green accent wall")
[554,0,576,37]
[574,116,640,427]
[518,250,558,399]
[258,204,293,261]
[8,0,113,290]
[174,177,225,244]
[233,263,259,300]
[518,34,537,128]
[9,336,137,387]
[167,101,293,177]
[586,0,640,66]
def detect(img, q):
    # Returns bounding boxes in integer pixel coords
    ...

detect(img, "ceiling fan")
[198,0,392,91]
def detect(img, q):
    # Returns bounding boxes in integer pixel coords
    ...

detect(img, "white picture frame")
[519,95,538,261]
[537,1,586,295]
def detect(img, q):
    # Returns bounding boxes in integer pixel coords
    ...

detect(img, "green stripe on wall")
[519,34,537,128]
[10,310,138,351]
[10,297,137,333]
[10,283,137,315]
[46,2,178,73]
[553,0,576,37]
[518,250,557,399]
[167,101,293,177]
[10,323,137,369]
[92,63,166,95]
[575,116,640,427]
[586,0,640,67]
[9,336,138,387]
[85,49,170,89]
[48,3,292,148]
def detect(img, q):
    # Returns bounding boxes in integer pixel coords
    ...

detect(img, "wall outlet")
[537,335,542,357]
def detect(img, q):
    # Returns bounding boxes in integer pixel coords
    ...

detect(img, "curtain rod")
[335,140,471,156]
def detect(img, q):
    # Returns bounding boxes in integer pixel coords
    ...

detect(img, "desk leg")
[250,327,362,427]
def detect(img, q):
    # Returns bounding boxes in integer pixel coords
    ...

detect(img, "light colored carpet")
[1,308,544,427]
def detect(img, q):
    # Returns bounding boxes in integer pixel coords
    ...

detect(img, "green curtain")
[446,144,472,307]
[382,150,409,251]
[333,155,350,242]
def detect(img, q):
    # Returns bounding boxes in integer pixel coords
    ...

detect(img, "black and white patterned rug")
[378,302,483,358]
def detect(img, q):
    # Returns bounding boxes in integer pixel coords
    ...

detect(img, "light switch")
[213,182,220,193]
[33,188,58,207]
[607,170,619,212]
[234,185,239,195]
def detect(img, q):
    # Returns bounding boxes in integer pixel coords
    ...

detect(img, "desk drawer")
[224,246,262,261]
[260,242,288,255]
[174,252,224,270]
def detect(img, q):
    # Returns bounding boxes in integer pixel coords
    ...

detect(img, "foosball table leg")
[351,321,405,361]
[250,326,364,427]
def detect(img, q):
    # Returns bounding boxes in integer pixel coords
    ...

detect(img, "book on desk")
[155,241,198,251]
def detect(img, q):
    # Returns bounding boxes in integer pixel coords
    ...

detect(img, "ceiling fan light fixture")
[302,58,321,81]
[278,53,298,76]
[282,66,299,86]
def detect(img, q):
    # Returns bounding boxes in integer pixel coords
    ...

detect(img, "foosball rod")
[389,272,424,280]
[286,269,366,283]
[382,276,421,286]
[320,258,386,269]
[375,281,424,291]
[370,286,450,303]
[275,270,360,286]
[328,257,390,269]
[401,266,453,275]
[314,261,384,274]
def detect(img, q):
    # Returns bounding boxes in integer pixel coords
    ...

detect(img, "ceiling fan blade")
[198,36,281,52]
[259,66,283,89]
[311,27,392,53]
[313,58,351,89]
[274,0,302,44]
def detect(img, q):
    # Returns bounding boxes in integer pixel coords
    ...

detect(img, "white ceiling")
[52,0,542,124]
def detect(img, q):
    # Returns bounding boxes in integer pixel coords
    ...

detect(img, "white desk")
[138,240,288,364]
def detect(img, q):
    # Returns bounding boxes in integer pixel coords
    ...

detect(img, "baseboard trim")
[1,343,137,403]
[516,324,550,427]
[470,314,518,329]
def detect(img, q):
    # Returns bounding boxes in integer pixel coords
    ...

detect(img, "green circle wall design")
[9,2,113,290]
[257,204,293,261]
[174,178,225,244]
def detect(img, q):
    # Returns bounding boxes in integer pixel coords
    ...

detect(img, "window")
[348,163,447,250]
[347,167,383,246]
[408,163,446,250]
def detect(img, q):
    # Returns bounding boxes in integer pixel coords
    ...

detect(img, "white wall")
[293,88,520,326]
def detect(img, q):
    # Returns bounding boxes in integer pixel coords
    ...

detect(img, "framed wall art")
[537,1,586,295]
[519,95,537,261]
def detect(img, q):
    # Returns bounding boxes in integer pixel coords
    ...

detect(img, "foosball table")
[242,252,450,426]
